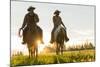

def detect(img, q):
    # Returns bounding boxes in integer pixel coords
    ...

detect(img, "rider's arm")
[34,14,39,23]
[60,17,66,29]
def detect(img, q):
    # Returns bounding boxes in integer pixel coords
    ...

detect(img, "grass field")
[11,49,95,67]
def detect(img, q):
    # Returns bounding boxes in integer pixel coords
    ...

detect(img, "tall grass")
[11,42,95,67]
[11,49,95,67]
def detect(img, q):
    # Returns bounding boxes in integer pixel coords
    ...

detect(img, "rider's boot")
[65,36,69,42]
[22,41,26,44]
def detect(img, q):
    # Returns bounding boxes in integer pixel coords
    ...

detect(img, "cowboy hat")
[27,6,35,11]
[54,10,61,14]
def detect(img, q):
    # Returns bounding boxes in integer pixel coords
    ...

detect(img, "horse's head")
[58,27,65,38]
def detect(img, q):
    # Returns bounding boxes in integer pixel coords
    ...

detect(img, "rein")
[18,28,23,37]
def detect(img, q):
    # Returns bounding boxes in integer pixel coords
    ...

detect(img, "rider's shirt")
[22,12,39,29]
[53,15,62,28]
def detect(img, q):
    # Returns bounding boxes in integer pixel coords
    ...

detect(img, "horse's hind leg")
[36,46,38,58]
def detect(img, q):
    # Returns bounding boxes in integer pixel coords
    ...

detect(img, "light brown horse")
[19,27,41,58]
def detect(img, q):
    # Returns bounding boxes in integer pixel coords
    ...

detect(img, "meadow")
[11,49,95,67]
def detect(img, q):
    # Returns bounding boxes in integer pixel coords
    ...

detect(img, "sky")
[11,1,95,55]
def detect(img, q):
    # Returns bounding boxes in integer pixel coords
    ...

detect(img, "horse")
[54,25,67,55]
[19,26,42,58]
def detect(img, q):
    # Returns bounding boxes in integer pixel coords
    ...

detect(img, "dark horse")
[19,26,42,58]
[54,26,68,55]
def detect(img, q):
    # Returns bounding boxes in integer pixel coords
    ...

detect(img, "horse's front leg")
[31,46,35,58]
[34,45,38,58]
[28,48,31,58]
[56,43,59,55]
[27,45,31,58]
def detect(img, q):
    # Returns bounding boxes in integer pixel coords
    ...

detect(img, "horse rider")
[50,10,69,44]
[19,6,44,44]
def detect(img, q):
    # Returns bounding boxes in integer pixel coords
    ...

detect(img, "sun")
[36,40,45,53]
[37,32,51,53]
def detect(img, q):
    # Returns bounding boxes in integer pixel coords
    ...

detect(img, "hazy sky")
[11,1,95,54]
